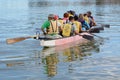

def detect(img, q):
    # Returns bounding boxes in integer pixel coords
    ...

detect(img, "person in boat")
[83,13,90,24]
[67,10,74,17]
[87,11,96,27]
[54,15,64,36]
[73,15,82,33]
[53,14,59,20]
[41,14,62,39]
[62,16,79,37]
[78,14,90,31]
[67,10,76,17]
[62,12,69,24]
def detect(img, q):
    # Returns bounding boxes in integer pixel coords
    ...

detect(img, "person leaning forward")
[41,14,62,39]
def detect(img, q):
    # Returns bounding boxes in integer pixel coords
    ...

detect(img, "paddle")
[81,34,94,40]
[89,33,104,39]
[88,32,109,40]
[88,24,110,33]
[81,28,108,40]
[99,24,110,28]
[89,27,100,33]
[6,35,37,44]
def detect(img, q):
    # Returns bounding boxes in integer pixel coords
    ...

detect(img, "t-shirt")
[41,20,50,29]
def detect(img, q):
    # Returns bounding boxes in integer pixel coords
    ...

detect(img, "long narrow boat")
[6,24,109,45]
[39,32,93,47]
[38,24,110,47]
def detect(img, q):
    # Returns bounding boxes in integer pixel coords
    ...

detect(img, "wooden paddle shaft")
[6,36,32,44]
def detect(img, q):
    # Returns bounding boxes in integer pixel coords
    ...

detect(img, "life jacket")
[78,19,90,30]
[57,19,64,36]
[62,23,72,37]
[82,21,90,30]
[74,21,82,33]
[47,20,59,35]
[57,19,64,28]
[84,16,90,24]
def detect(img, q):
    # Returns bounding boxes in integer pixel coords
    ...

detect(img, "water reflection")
[40,42,99,76]
[0,42,99,77]
[6,62,24,67]
[42,53,58,76]
[96,0,120,5]
[28,0,69,7]
[28,0,120,8]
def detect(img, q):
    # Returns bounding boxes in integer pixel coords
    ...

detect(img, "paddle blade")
[6,36,31,44]
[89,27,100,33]
[101,24,110,28]
[82,35,94,40]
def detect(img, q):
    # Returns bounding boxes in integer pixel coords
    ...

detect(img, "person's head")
[54,15,59,20]
[68,10,75,15]
[79,14,84,19]
[74,15,78,21]
[63,13,69,18]
[87,11,92,17]
[69,16,74,22]
[48,14,54,20]
[83,13,87,17]
[67,10,75,17]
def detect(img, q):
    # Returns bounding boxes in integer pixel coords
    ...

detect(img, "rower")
[41,14,62,39]
[78,14,90,31]
[54,15,64,36]
[62,16,78,37]
[87,11,96,27]
[83,13,90,24]
[62,12,69,24]
[67,10,74,17]
[73,15,82,33]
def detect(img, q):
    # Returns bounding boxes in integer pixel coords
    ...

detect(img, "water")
[0,0,120,80]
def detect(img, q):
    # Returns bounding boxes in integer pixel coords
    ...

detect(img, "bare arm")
[41,28,47,35]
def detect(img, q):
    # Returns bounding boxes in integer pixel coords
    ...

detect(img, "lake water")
[0,0,120,80]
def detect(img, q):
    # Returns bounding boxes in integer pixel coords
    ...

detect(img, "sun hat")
[48,14,54,18]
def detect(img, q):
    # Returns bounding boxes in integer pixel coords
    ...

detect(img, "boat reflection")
[41,41,100,76]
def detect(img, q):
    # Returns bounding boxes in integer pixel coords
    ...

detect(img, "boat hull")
[40,32,93,47]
